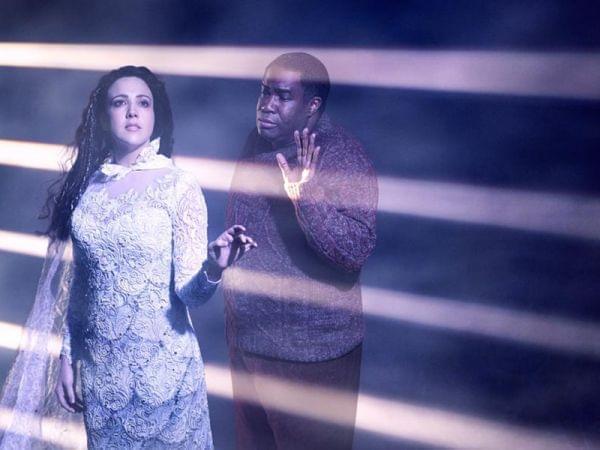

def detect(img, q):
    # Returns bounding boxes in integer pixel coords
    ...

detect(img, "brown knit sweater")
[223,115,378,362]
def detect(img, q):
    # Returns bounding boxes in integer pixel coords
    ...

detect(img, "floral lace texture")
[65,166,216,449]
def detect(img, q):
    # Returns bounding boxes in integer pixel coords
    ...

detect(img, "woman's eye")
[140,99,151,108]
[111,99,125,107]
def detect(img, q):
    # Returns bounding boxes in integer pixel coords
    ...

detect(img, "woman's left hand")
[207,225,257,276]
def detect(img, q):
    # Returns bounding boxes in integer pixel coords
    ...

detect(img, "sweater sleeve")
[290,137,378,273]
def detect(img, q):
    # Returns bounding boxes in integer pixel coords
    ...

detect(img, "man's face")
[256,65,309,148]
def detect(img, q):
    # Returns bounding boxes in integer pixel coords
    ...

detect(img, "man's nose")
[258,95,276,112]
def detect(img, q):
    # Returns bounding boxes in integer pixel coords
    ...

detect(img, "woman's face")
[106,76,155,152]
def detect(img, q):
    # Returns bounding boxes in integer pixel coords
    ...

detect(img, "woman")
[2,66,255,449]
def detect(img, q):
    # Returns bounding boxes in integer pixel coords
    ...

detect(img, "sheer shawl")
[0,237,86,449]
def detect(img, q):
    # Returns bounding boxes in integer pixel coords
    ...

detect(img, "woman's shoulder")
[169,166,198,184]
[166,166,205,198]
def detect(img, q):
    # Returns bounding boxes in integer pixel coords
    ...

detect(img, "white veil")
[0,238,86,450]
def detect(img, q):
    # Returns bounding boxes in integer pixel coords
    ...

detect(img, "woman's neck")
[110,141,148,167]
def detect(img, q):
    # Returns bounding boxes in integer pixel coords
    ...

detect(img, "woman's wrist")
[203,260,223,283]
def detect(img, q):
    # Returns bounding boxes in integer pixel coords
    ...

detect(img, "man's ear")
[307,97,322,116]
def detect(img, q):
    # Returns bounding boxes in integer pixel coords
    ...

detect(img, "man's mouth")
[257,118,277,128]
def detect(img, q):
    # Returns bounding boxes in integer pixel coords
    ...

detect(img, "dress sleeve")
[289,140,378,273]
[171,170,219,307]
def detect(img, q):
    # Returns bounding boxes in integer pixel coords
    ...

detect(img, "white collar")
[99,138,172,181]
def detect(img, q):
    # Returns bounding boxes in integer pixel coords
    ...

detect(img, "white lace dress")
[61,145,217,449]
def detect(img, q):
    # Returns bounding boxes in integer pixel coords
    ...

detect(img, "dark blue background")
[1,1,599,448]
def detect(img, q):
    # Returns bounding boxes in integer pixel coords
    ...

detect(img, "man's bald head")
[267,52,330,113]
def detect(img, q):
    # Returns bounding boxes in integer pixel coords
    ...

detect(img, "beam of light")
[0,139,67,171]
[0,324,596,450]
[0,230,49,259]
[0,407,86,449]
[362,286,600,358]
[224,267,600,358]
[0,321,62,356]
[378,176,600,241]
[206,364,597,449]
[1,43,600,99]
[1,229,600,358]
[0,322,26,352]
[2,139,600,241]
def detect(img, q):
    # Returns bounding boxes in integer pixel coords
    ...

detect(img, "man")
[223,52,377,449]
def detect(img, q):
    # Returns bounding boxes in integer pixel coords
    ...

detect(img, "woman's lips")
[125,124,141,131]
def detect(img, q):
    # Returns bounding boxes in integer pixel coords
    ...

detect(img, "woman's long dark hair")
[42,66,174,241]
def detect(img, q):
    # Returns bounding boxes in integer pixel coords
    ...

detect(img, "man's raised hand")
[276,128,321,185]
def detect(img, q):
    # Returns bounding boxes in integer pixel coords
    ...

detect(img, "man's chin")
[257,126,279,142]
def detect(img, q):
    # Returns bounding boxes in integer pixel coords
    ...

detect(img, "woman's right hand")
[55,356,83,412]
[208,225,257,273]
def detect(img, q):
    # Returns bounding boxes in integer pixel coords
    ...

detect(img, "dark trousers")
[228,343,362,450]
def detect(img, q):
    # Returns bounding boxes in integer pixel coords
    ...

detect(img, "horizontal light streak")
[0,230,49,259]
[6,361,600,450]
[2,228,600,358]
[363,286,600,358]
[0,406,86,449]
[0,328,595,450]
[0,139,69,172]
[379,176,600,241]
[204,364,593,450]
[225,267,600,358]
[0,321,26,352]
[0,320,62,356]
[2,139,600,240]
[1,43,600,99]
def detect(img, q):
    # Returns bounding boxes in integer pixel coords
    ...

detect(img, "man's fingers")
[302,128,309,160]
[294,130,302,162]
[306,133,317,168]
[310,146,321,172]
[276,153,290,179]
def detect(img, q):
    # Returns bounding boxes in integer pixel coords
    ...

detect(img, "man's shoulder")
[317,115,372,169]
